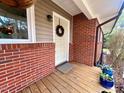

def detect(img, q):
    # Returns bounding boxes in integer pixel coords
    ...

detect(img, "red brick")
[0,43,55,92]
[73,13,99,66]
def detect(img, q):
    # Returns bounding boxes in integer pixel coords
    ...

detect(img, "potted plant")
[99,64,113,76]
[100,73,114,89]
[102,65,113,76]
[101,91,111,93]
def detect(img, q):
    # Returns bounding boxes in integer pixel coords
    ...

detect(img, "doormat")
[56,63,73,74]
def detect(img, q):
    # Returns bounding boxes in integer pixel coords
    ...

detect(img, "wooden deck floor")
[19,63,116,93]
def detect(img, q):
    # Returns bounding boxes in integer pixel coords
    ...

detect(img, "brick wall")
[0,43,55,93]
[0,13,103,92]
[69,43,74,62]
[73,13,98,66]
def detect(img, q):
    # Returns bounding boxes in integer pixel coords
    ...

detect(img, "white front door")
[53,12,70,66]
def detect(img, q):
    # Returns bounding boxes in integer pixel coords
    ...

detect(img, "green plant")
[101,91,111,93]
[99,64,113,71]
[104,66,113,71]
[100,73,113,81]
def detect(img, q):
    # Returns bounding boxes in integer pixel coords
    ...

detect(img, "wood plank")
[36,80,50,93]
[54,71,89,93]
[46,76,70,93]
[56,70,93,93]
[72,64,116,93]
[68,71,102,93]
[22,87,32,93]
[72,70,101,86]
[30,84,41,93]
[63,74,98,93]
[72,68,102,85]
[42,77,60,93]
[71,71,115,93]
[20,63,116,93]
[51,74,79,93]
[73,65,100,81]
[73,67,99,82]
[74,64,100,75]
[74,63,100,73]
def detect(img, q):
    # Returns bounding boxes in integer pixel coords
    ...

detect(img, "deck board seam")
[35,82,44,93]
[19,63,116,93]
[41,79,53,93]
[49,74,71,93]
[55,71,90,93]
[53,72,82,93]
[50,73,80,93]
[46,76,63,93]
[54,71,89,93]
[29,87,33,93]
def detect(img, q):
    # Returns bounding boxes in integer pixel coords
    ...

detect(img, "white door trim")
[53,12,70,66]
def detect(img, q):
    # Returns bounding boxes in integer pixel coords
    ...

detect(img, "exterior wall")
[0,43,55,93]
[69,43,74,62]
[35,0,73,42]
[0,0,73,92]
[0,0,103,92]
[73,13,98,66]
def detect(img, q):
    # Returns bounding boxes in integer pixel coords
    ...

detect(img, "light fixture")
[47,15,53,22]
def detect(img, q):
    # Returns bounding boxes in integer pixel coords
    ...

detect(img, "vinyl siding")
[35,0,73,42]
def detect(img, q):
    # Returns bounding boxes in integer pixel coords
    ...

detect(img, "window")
[0,3,36,44]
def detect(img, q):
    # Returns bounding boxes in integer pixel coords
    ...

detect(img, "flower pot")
[102,68,113,76]
[100,77,114,89]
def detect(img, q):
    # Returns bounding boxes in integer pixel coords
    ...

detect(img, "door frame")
[53,11,70,66]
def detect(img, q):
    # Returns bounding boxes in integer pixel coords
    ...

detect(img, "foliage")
[103,34,112,48]
[99,64,112,70]
[103,10,124,93]
[100,73,113,81]
[108,30,124,68]
[103,10,124,48]
[114,10,124,30]
[101,91,111,93]
[107,30,124,93]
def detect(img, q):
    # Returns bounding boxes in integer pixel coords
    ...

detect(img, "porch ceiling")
[73,0,123,33]
[84,0,123,33]
[52,0,124,33]
[73,0,123,21]
[51,0,81,16]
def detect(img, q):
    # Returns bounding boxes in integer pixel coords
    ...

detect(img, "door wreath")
[56,25,64,37]
[56,18,64,37]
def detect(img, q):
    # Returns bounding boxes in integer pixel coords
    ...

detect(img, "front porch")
[0,0,122,92]
[19,63,115,93]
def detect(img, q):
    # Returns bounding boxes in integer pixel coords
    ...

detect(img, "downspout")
[94,2,124,66]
